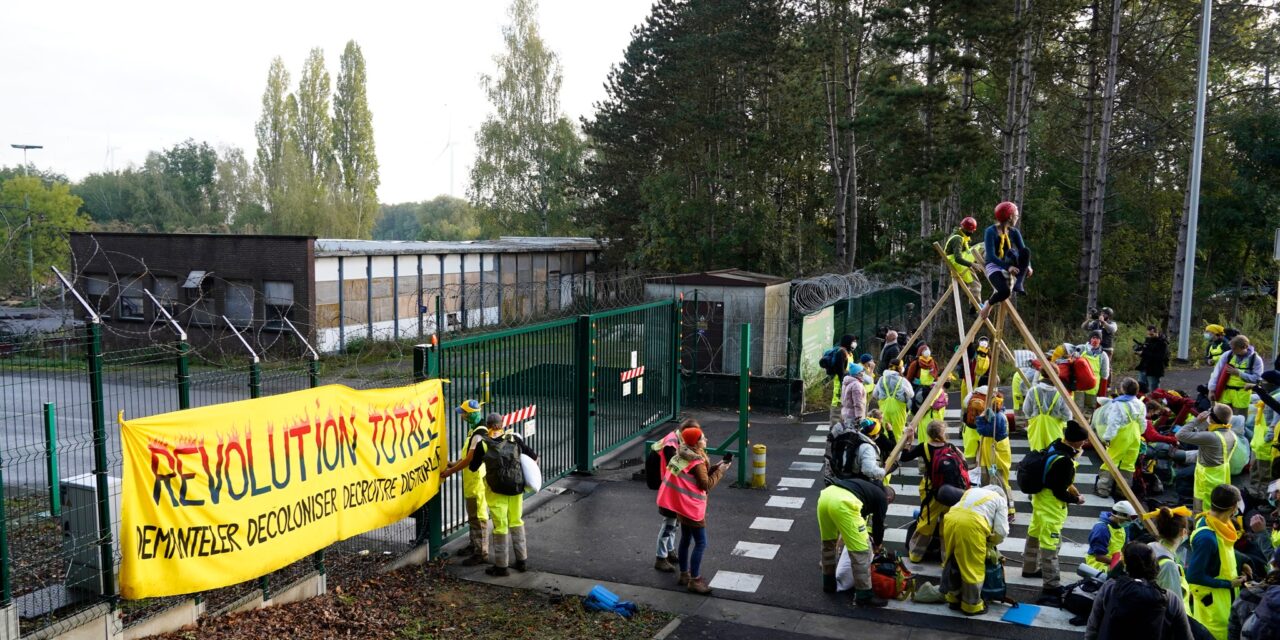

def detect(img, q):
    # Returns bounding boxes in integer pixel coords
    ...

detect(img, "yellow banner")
[119,380,446,599]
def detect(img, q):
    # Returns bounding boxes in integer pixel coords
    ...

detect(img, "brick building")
[68,233,600,353]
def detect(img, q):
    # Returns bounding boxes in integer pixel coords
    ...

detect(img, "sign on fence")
[799,306,834,388]
[118,380,446,599]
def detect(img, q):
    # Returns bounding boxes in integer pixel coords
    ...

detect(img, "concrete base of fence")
[0,604,17,640]
[35,604,119,640]
[121,600,201,640]
[382,544,431,573]
[263,572,326,608]
[222,591,264,616]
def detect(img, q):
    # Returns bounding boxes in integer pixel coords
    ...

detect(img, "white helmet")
[1112,501,1138,518]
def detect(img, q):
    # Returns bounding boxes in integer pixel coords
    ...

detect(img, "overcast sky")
[0,0,653,204]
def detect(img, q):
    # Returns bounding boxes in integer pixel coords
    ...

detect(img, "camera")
[1088,307,1099,320]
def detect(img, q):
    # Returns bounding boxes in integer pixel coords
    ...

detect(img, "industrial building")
[69,232,601,352]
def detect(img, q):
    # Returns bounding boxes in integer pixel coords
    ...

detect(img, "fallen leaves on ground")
[143,562,671,640]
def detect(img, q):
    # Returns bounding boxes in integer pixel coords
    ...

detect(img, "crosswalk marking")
[765,496,805,509]
[750,517,794,532]
[885,591,1082,632]
[708,570,764,593]
[790,461,824,472]
[894,466,1099,486]
[881,528,1090,561]
[815,425,830,432]
[800,447,826,457]
[777,477,816,489]
[731,541,781,560]
[809,435,828,443]
[887,482,1116,508]
[884,503,1099,532]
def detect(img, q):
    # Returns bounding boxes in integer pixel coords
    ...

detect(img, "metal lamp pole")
[11,144,44,298]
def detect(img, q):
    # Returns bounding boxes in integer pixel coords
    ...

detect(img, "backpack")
[1062,578,1105,623]
[1016,448,1064,494]
[830,432,871,480]
[871,549,913,600]
[1100,578,1170,639]
[964,392,987,427]
[925,444,970,492]
[1244,586,1280,640]
[982,557,1008,602]
[645,445,664,490]
[482,434,525,496]
[819,347,848,377]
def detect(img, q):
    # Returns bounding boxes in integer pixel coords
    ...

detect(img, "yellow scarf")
[1204,512,1240,544]
[1209,423,1229,432]
[918,356,935,368]
[996,229,1011,258]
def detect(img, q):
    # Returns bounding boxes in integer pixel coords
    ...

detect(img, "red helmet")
[994,201,1017,223]
[960,216,978,233]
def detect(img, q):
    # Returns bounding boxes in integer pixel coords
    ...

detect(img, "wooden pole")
[951,283,973,392]
[1001,301,1157,537]
[894,280,956,366]
[885,314,988,470]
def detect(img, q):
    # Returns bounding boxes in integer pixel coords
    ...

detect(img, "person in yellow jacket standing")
[873,367,913,442]
[1188,484,1247,640]
[1208,335,1265,415]
[944,216,983,300]
[1094,378,1144,498]
[1203,324,1229,366]
[1023,422,1090,600]
[1076,331,1111,420]
[1177,403,1239,513]
[475,413,539,577]
[976,393,1015,521]
[1022,365,1073,451]
[440,399,492,566]
[941,485,1010,616]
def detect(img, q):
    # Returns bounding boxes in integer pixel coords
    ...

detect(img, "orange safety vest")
[657,456,708,521]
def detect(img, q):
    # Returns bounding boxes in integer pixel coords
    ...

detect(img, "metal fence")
[0,297,680,637]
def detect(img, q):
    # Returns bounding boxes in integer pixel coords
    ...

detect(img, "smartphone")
[722,453,734,463]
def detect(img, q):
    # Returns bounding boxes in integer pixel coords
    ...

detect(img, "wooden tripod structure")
[882,243,1156,536]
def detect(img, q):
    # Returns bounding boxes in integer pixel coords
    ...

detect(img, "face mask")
[1203,333,1213,340]
[979,340,989,348]
[921,349,931,358]
[1269,494,1277,508]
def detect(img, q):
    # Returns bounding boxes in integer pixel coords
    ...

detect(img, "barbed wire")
[790,271,922,316]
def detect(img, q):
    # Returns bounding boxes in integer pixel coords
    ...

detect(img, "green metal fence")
[416,299,680,550]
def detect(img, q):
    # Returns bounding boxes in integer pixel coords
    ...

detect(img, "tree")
[216,146,265,229]
[0,176,89,295]
[470,0,585,237]
[333,40,380,239]
[255,57,302,233]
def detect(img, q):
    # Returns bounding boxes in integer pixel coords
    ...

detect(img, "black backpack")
[830,432,873,480]
[1016,448,1065,494]
[1245,585,1280,640]
[1100,578,1169,639]
[1062,578,1106,624]
[645,445,663,490]
[819,347,846,376]
[482,434,525,496]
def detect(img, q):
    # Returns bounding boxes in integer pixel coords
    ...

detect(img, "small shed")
[645,270,791,376]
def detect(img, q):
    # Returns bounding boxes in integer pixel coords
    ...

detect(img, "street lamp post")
[11,144,44,298]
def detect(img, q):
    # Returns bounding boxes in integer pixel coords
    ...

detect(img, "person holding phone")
[656,426,731,594]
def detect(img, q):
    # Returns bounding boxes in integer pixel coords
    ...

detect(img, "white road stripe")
[815,425,830,432]
[887,482,1116,508]
[778,477,816,489]
[708,570,764,593]
[731,541,781,560]
[800,448,826,457]
[885,503,1098,532]
[894,466,1099,486]
[790,461,824,472]
[903,559,1085,590]
[750,517,794,532]
[882,528,1090,561]
[765,496,805,509]
[809,435,829,443]
[884,592,1084,632]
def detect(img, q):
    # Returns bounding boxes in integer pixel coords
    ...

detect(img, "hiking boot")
[485,566,510,577]
[948,601,962,611]
[854,590,888,608]
[667,552,679,564]
[1021,569,1043,579]
[822,574,837,594]
[512,560,528,573]
[677,571,691,586]
[461,554,488,567]
[654,557,676,573]
[457,544,476,557]
[962,605,988,617]
[686,577,712,595]
[1037,586,1065,606]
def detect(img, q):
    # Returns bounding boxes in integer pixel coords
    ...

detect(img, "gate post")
[574,315,597,473]
[414,343,445,558]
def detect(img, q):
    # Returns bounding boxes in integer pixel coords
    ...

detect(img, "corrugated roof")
[645,269,789,287]
[314,236,601,257]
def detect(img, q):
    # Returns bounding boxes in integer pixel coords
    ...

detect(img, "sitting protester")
[1086,542,1194,640]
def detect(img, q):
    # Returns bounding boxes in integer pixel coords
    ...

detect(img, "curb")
[652,615,683,640]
